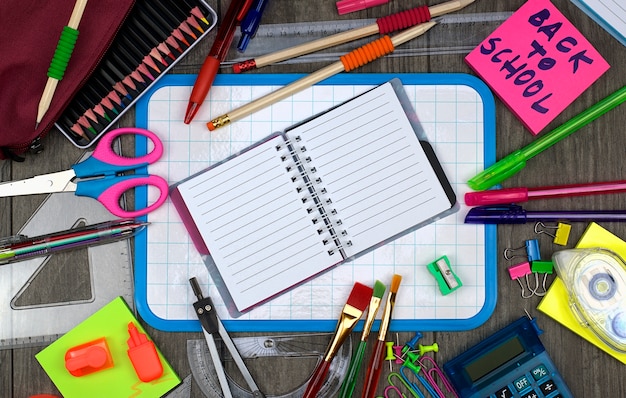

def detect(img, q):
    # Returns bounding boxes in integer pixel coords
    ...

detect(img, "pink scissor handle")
[92,127,163,167]
[96,175,169,218]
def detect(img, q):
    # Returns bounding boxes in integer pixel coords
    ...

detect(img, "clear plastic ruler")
[0,152,134,349]
[219,12,513,67]
[187,333,352,398]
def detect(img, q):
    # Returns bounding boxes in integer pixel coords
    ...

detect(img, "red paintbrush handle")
[303,360,331,398]
[361,340,386,398]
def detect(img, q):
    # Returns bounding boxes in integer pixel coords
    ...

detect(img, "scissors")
[0,127,168,218]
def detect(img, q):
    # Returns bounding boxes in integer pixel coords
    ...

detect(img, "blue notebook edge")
[134,73,497,333]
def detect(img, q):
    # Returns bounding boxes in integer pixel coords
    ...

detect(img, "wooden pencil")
[208,21,436,131]
[232,0,474,73]
[35,0,88,128]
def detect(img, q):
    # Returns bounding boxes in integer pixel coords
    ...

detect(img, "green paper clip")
[427,255,462,295]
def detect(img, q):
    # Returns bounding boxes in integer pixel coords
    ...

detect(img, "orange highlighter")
[361,274,402,398]
[184,0,254,123]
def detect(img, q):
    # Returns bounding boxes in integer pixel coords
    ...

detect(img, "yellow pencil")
[207,21,437,131]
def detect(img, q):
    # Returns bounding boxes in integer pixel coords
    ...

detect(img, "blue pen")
[237,0,270,52]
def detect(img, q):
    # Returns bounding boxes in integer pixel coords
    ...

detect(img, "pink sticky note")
[465,0,610,135]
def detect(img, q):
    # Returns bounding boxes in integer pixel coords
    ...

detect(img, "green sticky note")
[36,297,180,397]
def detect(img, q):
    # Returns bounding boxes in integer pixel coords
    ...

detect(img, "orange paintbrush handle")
[303,359,331,398]
[361,339,386,398]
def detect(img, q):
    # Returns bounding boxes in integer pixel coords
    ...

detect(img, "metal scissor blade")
[0,170,77,197]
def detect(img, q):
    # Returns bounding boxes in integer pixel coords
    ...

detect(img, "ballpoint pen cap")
[464,187,528,206]
[467,150,527,191]
[336,0,388,15]
[464,205,527,224]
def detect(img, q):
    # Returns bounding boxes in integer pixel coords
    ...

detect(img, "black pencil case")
[54,0,217,148]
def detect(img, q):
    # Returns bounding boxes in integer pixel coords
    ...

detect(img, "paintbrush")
[302,282,373,398]
[361,274,402,398]
[338,280,386,398]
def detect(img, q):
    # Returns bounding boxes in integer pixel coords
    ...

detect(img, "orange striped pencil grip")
[340,36,394,71]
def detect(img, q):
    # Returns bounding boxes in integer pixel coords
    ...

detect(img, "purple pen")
[464,205,626,224]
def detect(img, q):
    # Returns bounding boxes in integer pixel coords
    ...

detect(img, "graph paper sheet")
[134,73,496,333]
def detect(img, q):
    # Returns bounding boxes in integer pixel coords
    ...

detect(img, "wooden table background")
[2,0,625,396]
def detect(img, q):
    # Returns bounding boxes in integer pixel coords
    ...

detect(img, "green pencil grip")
[47,26,79,80]
[338,340,368,398]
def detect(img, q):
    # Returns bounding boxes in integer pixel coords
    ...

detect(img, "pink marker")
[465,180,626,206]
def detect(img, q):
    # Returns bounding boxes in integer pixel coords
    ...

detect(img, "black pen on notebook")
[36,0,88,128]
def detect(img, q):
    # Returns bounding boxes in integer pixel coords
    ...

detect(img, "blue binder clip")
[504,239,540,262]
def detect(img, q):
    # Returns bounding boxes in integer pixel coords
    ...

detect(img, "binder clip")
[507,261,534,299]
[427,255,462,295]
[530,260,554,296]
[534,221,571,246]
[504,239,541,262]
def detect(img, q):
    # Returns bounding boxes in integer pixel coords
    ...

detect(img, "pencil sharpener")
[65,337,114,377]
[553,248,626,352]
[427,255,462,295]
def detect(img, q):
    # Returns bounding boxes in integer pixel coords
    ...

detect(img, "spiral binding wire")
[277,136,352,257]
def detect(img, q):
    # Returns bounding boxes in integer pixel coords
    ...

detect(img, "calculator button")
[531,364,549,380]
[513,375,532,392]
[494,386,513,398]
[539,379,558,395]
[520,391,539,398]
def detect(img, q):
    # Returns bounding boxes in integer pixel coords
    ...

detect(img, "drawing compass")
[189,277,265,398]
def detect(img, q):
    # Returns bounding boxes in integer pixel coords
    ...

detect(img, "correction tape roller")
[552,248,626,352]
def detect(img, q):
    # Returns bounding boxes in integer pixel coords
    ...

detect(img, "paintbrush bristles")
[378,274,402,341]
[360,280,386,341]
[390,274,402,294]
[323,282,373,362]
[347,282,374,312]
[372,280,386,299]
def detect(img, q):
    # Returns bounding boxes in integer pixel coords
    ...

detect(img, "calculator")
[443,316,573,398]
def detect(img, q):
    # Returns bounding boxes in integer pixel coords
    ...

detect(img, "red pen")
[184,0,254,124]
[465,180,626,206]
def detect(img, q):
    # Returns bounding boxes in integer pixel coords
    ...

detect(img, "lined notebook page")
[174,135,344,312]
[286,82,453,257]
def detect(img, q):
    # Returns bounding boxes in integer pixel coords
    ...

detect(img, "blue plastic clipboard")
[134,73,497,333]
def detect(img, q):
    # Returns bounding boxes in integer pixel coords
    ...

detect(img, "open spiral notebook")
[134,73,497,332]
[170,80,457,317]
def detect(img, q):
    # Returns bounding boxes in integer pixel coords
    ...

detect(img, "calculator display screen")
[464,336,525,382]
